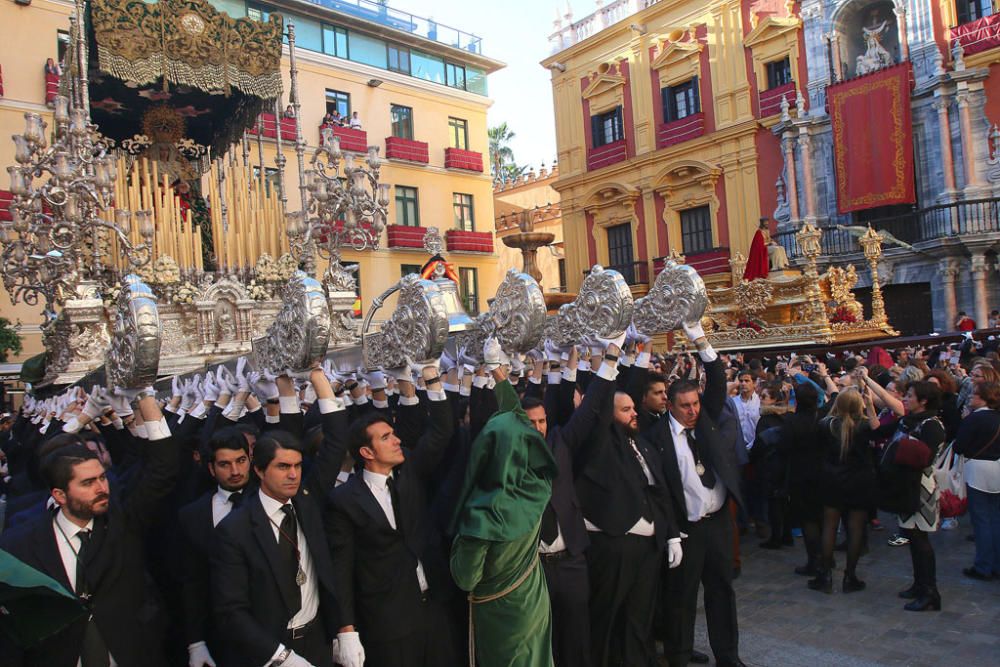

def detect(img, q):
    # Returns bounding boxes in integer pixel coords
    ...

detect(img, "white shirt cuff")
[318,397,345,414]
[265,414,280,424]
[472,376,489,389]
[442,382,460,394]
[373,398,389,409]
[596,362,619,383]
[635,351,651,369]
[546,372,562,385]
[399,395,420,407]
[561,368,578,383]
[265,643,287,667]
[144,417,171,441]
[426,389,447,402]
[698,346,719,363]
[278,396,299,414]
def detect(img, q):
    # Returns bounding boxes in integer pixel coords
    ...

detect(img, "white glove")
[408,355,440,377]
[202,375,221,403]
[510,354,525,375]
[627,323,651,345]
[359,369,386,392]
[235,357,251,392]
[667,540,683,569]
[483,337,508,371]
[187,642,217,667]
[180,380,197,412]
[280,651,316,667]
[682,320,706,342]
[597,330,627,351]
[110,390,137,417]
[250,371,280,402]
[543,339,562,362]
[172,376,183,400]
[336,631,365,667]
[217,367,238,395]
[440,348,457,373]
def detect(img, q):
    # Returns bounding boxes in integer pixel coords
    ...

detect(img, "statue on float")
[856,7,894,76]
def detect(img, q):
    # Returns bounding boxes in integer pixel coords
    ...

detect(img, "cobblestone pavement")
[686,514,1000,666]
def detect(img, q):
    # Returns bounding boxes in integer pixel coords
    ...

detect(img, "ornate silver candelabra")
[3,95,154,320]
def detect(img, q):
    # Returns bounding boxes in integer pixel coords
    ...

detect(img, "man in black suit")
[647,321,747,667]
[324,363,455,667]
[210,367,347,667]
[0,391,178,667]
[573,338,682,667]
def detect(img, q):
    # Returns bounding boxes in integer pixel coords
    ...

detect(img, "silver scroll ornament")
[106,274,162,389]
[454,269,547,362]
[253,271,332,373]
[632,260,708,335]
[547,265,633,345]
[362,274,450,369]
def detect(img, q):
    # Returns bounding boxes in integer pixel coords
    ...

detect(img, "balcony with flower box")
[385,136,429,164]
[444,147,484,172]
[319,124,368,153]
[0,190,13,222]
[654,247,730,277]
[656,112,705,150]
[386,224,429,249]
[587,139,627,171]
[445,229,493,253]
[247,113,298,142]
[759,82,795,118]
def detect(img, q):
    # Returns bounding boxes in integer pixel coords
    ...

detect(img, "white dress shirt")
[538,525,567,554]
[668,414,727,521]
[258,491,319,629]
[362,469,429,592]
[732,393,760,449]
[211,487,243,527]
[584,436,656,537]
[53,511,118,667]
[965,408,1000,493]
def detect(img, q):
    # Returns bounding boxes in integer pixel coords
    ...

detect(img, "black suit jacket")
[324,397,454,642]
[0,434,179,667]
[573,374,679,549]
[646,358,745,530]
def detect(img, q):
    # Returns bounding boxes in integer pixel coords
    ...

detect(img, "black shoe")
[898,582,919,599]
[807,570,833,593]
[690,649,710,664]
[963,566,995,581]
[732,566,742,579]
[758,540,783,549]
[795,564,820,577]
[842,574,866,593]
[904,588,941,611]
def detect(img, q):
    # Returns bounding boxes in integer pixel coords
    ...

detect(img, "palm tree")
[488,123,517,183]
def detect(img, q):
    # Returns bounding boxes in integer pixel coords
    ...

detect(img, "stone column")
[933,94,957,194]
[797,129,817,220]
[957,90,985,189]
[971,253,989,328]
[938,258,960,329]
[894,0,910,61]
[782,133,800,221]
[829,33,842,82]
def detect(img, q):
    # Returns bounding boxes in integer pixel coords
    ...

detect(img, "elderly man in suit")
[0,391,178,667]
[647,321,747,667]
[210,366,347,667]
[324,361,454,667]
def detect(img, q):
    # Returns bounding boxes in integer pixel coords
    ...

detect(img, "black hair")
[207,427,251,462]
[908,380,941,413]
[667,379,700,403]
[843,357,859,372]
[41,444,100,491]
[521,396,544,411]
[252,430,304,472]
[347,412,393,463]
[793,381,819,414]
[644,372,668,394]
[736,367,754,380]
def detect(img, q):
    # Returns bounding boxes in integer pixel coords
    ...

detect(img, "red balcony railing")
[45,72,59,106]
[0,190,13,223]
[386,224,428,249]
[759,82,795,118]
[444,147,484,172]
[247,113,298,141]
[656,112,705,149]
[654,247,730,276]
[445,229,493,253]
[952,13,1000,57]
[385,136,429,163]
[320,125,368,152]
[587,139,627,171]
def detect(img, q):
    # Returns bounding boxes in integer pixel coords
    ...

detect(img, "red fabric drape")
[743,229,769,281]
[952,13,1000,56]
[828,63,915,214]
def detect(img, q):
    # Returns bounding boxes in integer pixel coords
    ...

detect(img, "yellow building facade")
[543,0,805,294]
[0,0,504,362]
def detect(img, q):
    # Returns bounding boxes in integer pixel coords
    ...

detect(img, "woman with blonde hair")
[809,387,880,593]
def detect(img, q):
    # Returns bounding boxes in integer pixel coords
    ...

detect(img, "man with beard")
[0,391,178,667]
[175,427,253,667]
[573,333,682,667]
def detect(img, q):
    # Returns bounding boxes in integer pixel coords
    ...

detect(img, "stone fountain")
[501,211,573,309]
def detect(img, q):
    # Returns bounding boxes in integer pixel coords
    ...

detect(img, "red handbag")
[893,436,933,469]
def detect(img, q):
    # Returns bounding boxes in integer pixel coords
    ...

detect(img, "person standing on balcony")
[349,112,362,130]
[957,312,978,332]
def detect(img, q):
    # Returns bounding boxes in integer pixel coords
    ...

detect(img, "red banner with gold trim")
[828,63,915,213]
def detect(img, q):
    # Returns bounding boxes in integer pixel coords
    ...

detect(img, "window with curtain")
[591,107,624,147]
[449,117,469,150]
[680,206,713,254]
[388,45,411,74]
[446,62,467,90]
[453,193,474,231]
[325,89,350,117]
[391,105,413,140]
[662,78,700,123]
[606,223,635,283]
[322,24,348,58]
[957,0,994,24]
[395,186,419,226]
[766,57,792,89]
[459,267,479,315]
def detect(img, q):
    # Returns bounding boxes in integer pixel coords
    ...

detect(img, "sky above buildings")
[392,0,593,171]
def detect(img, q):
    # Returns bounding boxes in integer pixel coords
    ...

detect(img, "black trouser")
[285,620,332,667]
[662,510,739,667]
[904,528,938,590]
[541,551,592,667]
[362,596,457,667]
[586,532,661,667]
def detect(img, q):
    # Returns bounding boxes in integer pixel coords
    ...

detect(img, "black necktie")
[685,428,716,489]
[385,476,402,530]
[228,490,243,508]
[540,505,559,545]
[278,505,302,613]
[76,530,110,667]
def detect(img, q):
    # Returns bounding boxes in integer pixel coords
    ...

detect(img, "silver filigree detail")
[252,271,331,373]
[362,274,449,369]
[453,270,546,362]
[106,274,162,389]
[552,265,633,342]
[633,260,707,335]
[423,227,443,256]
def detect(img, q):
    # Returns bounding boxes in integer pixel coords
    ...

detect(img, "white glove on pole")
[280,651,316,667]
[597,330,627,351]
[483,336,507,371]
[336,632,366,667]
[667,539,683,569]
[186,642,217,667]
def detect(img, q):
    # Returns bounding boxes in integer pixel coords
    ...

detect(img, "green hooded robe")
[450,379,558,667]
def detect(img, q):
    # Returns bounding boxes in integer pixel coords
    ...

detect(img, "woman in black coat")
[780,383,823,575]
[753,383,793,548]
[809,386,880,594]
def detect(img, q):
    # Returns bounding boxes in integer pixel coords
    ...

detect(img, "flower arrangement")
[830,305,859,324]
[277,253,298,281]
[255,253,280,282]
[102,282,122,310]
[248,279,271,301]
[172,281,200,305]
[735,318,763,332]
[152,255,181,285]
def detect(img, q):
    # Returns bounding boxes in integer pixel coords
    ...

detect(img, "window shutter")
[692,76,701,114]
[591,114,602,146]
